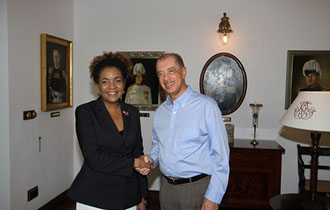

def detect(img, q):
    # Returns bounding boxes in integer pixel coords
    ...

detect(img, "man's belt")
[163,173,208,185]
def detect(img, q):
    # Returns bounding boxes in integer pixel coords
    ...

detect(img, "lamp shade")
[280,91,330,132]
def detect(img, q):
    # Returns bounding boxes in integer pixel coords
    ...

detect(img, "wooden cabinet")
[220,139,285,210]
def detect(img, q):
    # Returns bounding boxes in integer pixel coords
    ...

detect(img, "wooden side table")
[220,139,285,210]
[269,193,330,210]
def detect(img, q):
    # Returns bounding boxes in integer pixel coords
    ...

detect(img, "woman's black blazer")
[67,97,148,209]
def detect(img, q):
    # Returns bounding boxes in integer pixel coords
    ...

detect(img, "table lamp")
[280,91,330,200]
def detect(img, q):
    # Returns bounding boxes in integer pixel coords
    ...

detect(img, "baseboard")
[38,190,70,210]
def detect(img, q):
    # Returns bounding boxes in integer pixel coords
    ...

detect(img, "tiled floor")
[52,198,75,210]
[45,191,236,210]
[52,193,160,210]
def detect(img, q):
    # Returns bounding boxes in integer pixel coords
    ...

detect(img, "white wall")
[2,1,328,209]
[73,0,330,194]
[0,0,11,209]
[7,0,74,209]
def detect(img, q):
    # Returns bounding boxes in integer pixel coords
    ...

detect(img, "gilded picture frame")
[118,51,166,111]
[41,34,73,111]
[200,52,247,115]
[285,50,330,109]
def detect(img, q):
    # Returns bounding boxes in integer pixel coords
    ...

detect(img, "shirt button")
[167,168,169,172]
[173,111,176,114]
[166,154,168,157]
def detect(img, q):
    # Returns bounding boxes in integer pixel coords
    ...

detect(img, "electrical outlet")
[23,110,37,120]
[139,112,150,117]
[27,186,38,201]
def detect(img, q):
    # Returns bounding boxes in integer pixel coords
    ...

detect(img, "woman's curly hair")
[89,51,133,84]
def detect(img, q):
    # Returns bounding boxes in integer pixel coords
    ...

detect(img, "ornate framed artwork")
[118,51,166,111]
[200,52,247,115]
[285,50,330,109]
[41,34,73,111]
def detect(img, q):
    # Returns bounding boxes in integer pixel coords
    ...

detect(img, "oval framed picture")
[200,52,247,115]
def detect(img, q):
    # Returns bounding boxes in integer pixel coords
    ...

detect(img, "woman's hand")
[134,155,153,175]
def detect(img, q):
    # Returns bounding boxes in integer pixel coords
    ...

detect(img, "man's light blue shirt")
[150,86,230,204]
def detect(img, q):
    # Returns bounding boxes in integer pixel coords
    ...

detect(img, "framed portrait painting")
[118,51,166,111]
[41,34,73,111]
[285,50,330,109]
[200,52,247,115]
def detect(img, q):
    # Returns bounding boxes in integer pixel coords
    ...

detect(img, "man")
[125,63,152,104]
[300,59,326,91]
[147,53,229,210]
[48,49,66,103]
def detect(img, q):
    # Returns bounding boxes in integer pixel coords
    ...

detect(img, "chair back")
[297,144,330,195]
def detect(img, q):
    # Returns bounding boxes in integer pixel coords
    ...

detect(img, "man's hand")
[144,155,154,166]
[137,198,147,210]
[134,155,153,175]
[201,198,218,210]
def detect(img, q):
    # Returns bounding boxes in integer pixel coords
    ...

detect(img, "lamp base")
[250,139,259,146]
[310,131,322,201]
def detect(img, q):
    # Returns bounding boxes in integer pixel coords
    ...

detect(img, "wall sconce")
[217,12,233,45]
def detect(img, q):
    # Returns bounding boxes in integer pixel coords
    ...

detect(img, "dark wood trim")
[148,190,160,209]
[38,190,71,210]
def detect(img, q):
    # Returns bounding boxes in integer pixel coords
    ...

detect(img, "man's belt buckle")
[168,176,178,184]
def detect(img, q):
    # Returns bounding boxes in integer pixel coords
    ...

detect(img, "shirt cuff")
[205,187,224,204]
[149,154,158,168]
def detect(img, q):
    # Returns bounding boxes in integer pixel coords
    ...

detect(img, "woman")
[68,52,150,210]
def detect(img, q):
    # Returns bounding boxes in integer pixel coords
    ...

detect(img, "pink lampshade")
[280,91,330,132]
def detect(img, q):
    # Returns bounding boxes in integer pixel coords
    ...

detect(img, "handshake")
[134,155,154,176]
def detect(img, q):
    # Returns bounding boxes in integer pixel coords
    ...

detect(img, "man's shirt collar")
[165,86,192,107]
